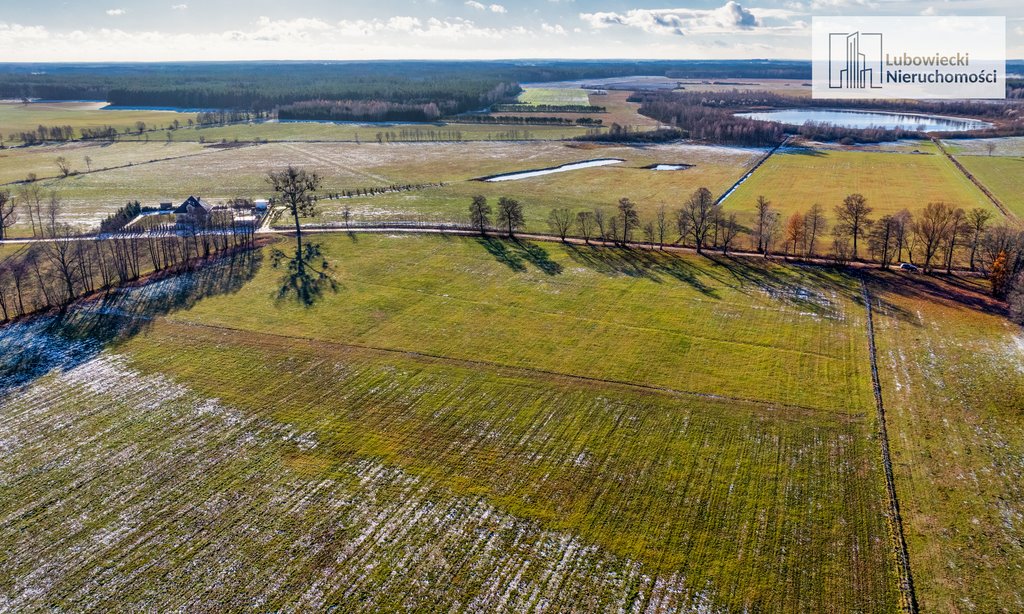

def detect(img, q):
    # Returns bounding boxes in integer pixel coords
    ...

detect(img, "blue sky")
[0,0,1021,61]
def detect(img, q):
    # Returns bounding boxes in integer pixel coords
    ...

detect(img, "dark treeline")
[279,100,445,122]
[635,92,786,146]
[574,124,684,143]
[99,201,142,234]
[491,104,607,114]
[634,89,1024,144]
[461,115,603,126]
[0,60,814,111]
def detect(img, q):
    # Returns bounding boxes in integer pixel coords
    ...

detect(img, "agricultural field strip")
[165,318,851,419]
[0,145,239,188]
[0,352,683,611]
[279,142,390,185]
[320,273,848,360]
[861,279,919,613]
[0,317,885,611]
[930,138,1011,218]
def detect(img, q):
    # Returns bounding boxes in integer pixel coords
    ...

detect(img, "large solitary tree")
[267,166,322,275]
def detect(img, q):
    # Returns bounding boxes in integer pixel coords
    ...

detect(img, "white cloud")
[466,1,505,13]
[808,0,878,9]
[105,8,126,16]
[171,4,188,10]
[542,23,567,35]
[580,2,763,36]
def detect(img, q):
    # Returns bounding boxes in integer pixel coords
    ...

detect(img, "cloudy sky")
[0,0,1021,61]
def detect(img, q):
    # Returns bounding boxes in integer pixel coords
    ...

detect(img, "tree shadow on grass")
[0,249,263,400]
[271,240,339,308]
[566,244,719,298]
[860,268,1004,324]
[477,236,563,276]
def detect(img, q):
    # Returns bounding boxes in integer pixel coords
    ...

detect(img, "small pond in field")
[481,158,624,182]
[737,109,991,132]
[645,164,694,171]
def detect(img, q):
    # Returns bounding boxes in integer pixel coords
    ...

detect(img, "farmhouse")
[174,195,212,217]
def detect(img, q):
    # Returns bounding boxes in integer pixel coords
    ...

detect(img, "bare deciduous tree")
[547,207,572,241]
[834,193,873,260]
[575,210,596,244]
[617,197,640,243]
[804,203,827,256]
[681,187,715,253]
[966,208,993,271]
[55,156,71,178]
[913,202,956,273]
[0,190,16,240]
[654,205,668,249]
[497,197,525,237]
[268,166,322,265]
[784,212,805,258]
[868,214,899,269]
[469,195,491,233]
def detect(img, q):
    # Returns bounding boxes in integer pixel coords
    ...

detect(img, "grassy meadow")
[0,234,903,611]
[0,140,761,233]
[956,155,1024,217]
[307,142,763,230]
[517,87,592,106]
[725,143,997,223]
[0,101,197,142]
[868,273,1024,612]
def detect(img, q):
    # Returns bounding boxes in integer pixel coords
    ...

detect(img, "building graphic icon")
[829,32,883,89]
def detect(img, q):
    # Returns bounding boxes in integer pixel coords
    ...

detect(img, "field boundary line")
[860,278,918,614]
[715,135,792,205]
[0,144,249,188]
[931,137,1013,219]
[158,318,860,421]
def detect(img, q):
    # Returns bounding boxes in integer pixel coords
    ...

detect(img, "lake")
[737,109,991,132]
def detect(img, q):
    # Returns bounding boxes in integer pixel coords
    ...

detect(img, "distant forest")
[0,60,813,114]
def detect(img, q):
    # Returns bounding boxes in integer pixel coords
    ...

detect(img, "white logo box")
[812,16,1005,100]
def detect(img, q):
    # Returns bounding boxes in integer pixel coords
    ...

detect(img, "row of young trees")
[0,199,257,322]
[0,182,263,318]
[462,190,1019,293]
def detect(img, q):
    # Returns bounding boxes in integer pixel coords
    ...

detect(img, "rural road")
[0,222,987,276]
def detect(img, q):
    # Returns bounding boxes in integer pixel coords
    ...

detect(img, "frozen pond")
[737,109,991,132]
[482,159,624,182]
[646,164,694,171]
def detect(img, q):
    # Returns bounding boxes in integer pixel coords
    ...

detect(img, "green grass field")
[306,143,763,231]
[942,136,1024,157]
[0,234,903,610]
[0,141,209,185]
[134,120,594,144]
[956,155,1024,217]
[725,145,997,223]
[868,273,1024,612]
[517,87,592,106]
[1,141,760,233]
[0,101,197,142]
